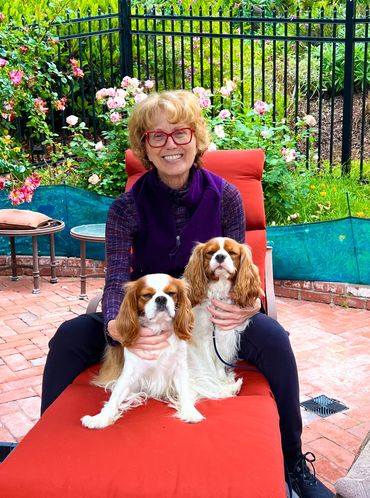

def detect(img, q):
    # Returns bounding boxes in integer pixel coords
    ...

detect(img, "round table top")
[70,223,106,242]
[0,220,65,236]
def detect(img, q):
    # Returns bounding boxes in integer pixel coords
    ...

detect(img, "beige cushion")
[335,431,370,498]
[0,209,52,230]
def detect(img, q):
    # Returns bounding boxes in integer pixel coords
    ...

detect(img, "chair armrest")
[264,246,277,320]
[86,290,103,314]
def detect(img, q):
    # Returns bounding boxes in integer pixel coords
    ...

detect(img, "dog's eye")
[167,292,177,298]
[206,251,215,256]
[142,293,153,300]
[228,251,237,256]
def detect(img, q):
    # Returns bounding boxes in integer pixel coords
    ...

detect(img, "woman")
[41,90,332,498]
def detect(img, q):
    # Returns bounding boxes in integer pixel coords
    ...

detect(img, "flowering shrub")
[0,14,72,204]
[194,81,317,222]
[40,77,156,196]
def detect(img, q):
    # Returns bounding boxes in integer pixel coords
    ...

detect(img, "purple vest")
[130,167,224,279]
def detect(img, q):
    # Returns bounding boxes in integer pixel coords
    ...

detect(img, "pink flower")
[8,189,25,206]
[66,115,78,126]
[214,124,225,139]
[219,86,230,97]
[281,147,296,163]
[121,76,132,88]
[20,185,34,203]
[218,109,231,120]
[198,97,211,109]
[134,93,147,103]
[107,96,126,109]
[130,77,140,88]
[0,176,8,190]
[70,59,84,78]
[144,79,155,89]
[54,97,67,111]
[23,173,41,191]
[0,12,5,21]
[34,97,49,114]
[19,46,28,54]
[9,70,25,86]
[254,100,270,116]
[260,130,269,137]
[0,58,7,67]
[110,112,122,123]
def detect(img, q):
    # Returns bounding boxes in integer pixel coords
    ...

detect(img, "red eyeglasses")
[144,128,194,148]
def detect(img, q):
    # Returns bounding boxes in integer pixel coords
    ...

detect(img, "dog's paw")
[177,407,205,424]
[81,414,112,429]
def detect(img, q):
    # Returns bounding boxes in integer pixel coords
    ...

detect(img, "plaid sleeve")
[221,181,246,244]
[102,191,138,332]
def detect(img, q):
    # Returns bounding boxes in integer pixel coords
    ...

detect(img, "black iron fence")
[26,1,370,178]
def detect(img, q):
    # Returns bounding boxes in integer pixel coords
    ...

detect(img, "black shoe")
[289,452,334,498]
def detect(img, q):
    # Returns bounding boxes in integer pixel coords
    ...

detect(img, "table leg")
[79,240,87,299]
[31,236,40,294]
[49,234,58,283]
[9,236,19,281]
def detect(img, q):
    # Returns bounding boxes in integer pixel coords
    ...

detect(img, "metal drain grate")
[300,395,348,418]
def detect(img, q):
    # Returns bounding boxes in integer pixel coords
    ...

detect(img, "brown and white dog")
[184,237,263,401]
[81,273,204,429]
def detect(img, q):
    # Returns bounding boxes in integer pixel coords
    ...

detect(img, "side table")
[70,224,106,299]
[0,220,65,294]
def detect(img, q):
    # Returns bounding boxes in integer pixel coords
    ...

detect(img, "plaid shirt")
[102,178,246,330]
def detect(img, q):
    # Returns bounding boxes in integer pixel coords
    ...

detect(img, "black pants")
[41,312,302,463]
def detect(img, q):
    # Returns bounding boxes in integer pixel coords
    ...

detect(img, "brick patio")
[1,273,370,493]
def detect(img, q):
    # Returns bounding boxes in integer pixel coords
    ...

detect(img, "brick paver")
[0,274,369,492]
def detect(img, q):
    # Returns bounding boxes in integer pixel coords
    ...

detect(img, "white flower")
[214,124,225,139]
[66,115,78,126]
[88,174,101,185]
[95,141,104,151]
[208,142,217,151]
[260,130,269,137]
[303,114,317,127]
[134,93,148,103]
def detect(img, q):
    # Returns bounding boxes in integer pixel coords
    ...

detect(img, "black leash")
[211,325,257,372]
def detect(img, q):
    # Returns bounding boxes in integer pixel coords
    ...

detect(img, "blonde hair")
[128,90,210,169]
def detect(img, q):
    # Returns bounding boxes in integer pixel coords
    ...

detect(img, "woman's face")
[144,115,197,189]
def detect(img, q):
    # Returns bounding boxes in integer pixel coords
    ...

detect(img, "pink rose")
[0,58,7,67]
[110,112,122,123]
[66,115,79,126]
[34,97,49,114]
[107,96,126,109]
[88,174,101,185]
[0,176,8,190]
[254,100,270,116]
[9,70,25,86]
[219,86,230,97]
[121,76,132,88]
[218,109,231,120]
[198,97,211,109]
[144,80,155,89]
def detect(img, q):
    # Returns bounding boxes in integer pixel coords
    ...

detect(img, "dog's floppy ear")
[173,280,194,341]
[233,244,263,307]
[183,242,208,305]
[115,281,141,347]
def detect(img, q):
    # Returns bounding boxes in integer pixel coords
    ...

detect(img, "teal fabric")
[267,217,369,285]
[1,186,369,284]
[0,186,113,260]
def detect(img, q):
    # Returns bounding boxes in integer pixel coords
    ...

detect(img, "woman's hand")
[207,298,261,331]
[127,327,172,360]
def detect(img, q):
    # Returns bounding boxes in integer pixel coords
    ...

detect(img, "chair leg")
[265,246,277,320]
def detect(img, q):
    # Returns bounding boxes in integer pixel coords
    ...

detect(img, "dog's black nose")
[155,295,167,306]
[215,253,226,263]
